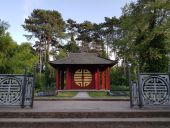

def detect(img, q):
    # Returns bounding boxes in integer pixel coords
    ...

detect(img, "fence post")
[127,63,133,108]
[137,64,143,108]
[168,64,170,97]
[21,66,27,108]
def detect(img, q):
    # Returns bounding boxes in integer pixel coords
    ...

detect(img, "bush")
[35,73,46,92]
[35,66,56,93]
[110,67,129,91]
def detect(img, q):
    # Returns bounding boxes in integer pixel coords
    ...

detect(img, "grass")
[88,91,108,97]
[35,91,78,99]
[88,91,129,99]
[35,90,129,99]
[57,91,78,97]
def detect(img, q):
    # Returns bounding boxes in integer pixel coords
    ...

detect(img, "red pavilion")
[49,53,117,90]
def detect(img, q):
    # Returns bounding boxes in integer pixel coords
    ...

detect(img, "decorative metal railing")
[128,65,170,108]
[0,74,34,108]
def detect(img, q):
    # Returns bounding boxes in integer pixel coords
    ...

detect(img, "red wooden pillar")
[56,69,60,90]
[106,67,111,90]
[101,70,105,90]
[95,68,100,90]
[66,66,71,90]
[108,67,111,89]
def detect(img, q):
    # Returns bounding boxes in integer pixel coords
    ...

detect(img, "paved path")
[73,92,91,99]
[0,101,129,112]
[0,101,170,112]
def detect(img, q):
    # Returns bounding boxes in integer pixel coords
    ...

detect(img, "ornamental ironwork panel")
[0,77,22,105]
[140,74,170,105]
[0,74,34,108]
[131,81,139,106]
[24,76,34,106]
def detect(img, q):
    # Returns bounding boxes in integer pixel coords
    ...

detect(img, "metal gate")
[0,74,34,108]
[128,65,170,108]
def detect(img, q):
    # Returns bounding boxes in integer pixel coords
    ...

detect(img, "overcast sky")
[0,0,136,44]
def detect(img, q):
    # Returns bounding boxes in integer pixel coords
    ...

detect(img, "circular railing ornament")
[0,77,22,105]
[142,76,169,104]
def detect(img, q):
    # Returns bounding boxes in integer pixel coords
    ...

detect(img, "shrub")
[110,67,129,91]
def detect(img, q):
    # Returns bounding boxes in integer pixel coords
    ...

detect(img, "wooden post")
[56,69,60,90]
[95,68,100,90]
[66,66,71,89]
[102,70,105,90]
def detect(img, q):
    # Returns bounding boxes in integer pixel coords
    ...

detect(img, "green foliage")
[35,73,46,91]
[23,9,65,39]
[0,20,17,73]
[0,20,38,74]
[22,9,65,90]
[117,0,170,72]
[110,67,129,90]
[10,43,38,74]
[23,9,65,64]
[0,34,17,73]
[88,91,107,97]
[54,48,67,59]
[64,43,80,53]
[35,66,56,92]
[65,19,107,55]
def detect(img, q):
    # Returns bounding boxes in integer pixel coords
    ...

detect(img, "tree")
[22,9,65,62]
[100,17,120,58]
[116,0,170,72]
[65,19,80,53]
[10,43,38,74]
[76,21,94,52]
[64,19,107,56]
[0,20,17,73]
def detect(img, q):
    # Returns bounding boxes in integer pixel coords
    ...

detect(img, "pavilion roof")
[49,52,117,67]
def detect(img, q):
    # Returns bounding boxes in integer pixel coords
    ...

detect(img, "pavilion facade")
[49,53,117,90]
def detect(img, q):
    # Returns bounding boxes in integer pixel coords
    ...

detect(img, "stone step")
[1,111,170,118]
[0,118,170,128]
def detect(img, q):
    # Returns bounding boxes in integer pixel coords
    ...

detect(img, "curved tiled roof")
[49,53,117,66]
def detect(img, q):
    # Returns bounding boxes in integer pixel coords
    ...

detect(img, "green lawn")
[88,91,108,97]
[57,91,78,97]
[88,91,129,99]
[35,91,78,99]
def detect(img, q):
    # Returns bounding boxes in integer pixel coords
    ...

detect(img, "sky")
[0,0,136,44]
